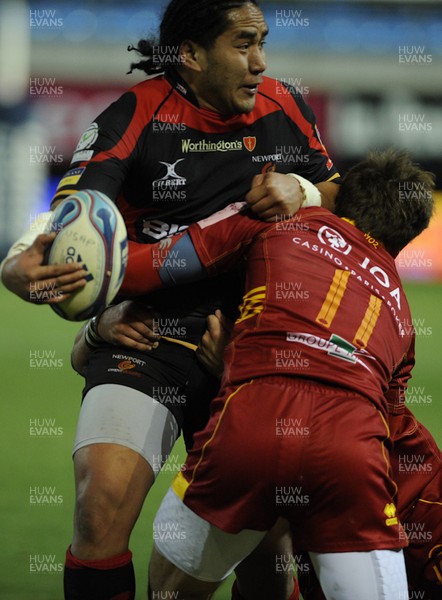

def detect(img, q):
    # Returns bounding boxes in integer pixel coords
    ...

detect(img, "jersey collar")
[166,69,201,107]
[341,217,384,250]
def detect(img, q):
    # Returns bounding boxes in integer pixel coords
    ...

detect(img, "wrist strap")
[287,173,322,207]
[84,307,109,350]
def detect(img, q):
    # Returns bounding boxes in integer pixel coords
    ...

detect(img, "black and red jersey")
[52,70,340,343]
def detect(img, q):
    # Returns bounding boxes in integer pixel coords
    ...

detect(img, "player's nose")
[250,47,266,74]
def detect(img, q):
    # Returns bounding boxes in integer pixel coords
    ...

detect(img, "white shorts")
[153,487,266,582]
[73,384,179,475]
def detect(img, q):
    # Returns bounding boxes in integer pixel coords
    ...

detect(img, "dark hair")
[128,0,259,75]
[335,149,435,256]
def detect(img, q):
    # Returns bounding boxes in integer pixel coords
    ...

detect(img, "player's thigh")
[73,383,180,512]
[234,518,294,600]
[74,444,154,516]
[152,488,266,584]
[149,546,219,599]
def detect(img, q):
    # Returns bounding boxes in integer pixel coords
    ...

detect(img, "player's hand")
[196,309,233,378]
[95,300,161,351]
[1,233,88,304]
[245,172,304,222]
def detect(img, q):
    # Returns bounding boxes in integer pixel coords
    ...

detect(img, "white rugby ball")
[44,190,128,321]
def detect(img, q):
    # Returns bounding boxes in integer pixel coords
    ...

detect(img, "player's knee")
[75,479,132,545]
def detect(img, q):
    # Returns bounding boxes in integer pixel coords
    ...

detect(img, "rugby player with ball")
[0,2,341,598]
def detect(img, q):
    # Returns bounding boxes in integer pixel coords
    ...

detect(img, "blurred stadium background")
[0,0,440,598]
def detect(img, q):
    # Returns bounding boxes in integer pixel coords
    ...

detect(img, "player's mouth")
[241,81,262,95]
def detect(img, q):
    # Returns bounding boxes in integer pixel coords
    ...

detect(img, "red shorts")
[390,407,442,596]
[297,407,442,599]
[178,376,407,553]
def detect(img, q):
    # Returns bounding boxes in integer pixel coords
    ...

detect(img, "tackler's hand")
[245,172,304,222]
[95,301,162,351]
[197,309,233,379]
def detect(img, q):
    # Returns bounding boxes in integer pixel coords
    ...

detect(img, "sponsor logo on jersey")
[112,354,146,366]
[152,159,187,190]
[252,153,282,163]
[118,360,136,371]
[286,332,375,372]
[384,503,398,526]
[56,167,85,189]
[318,226,352,255]
[243,136,257,152]
[71,150,94,164]
[107,354,146,377]
[181,138,243,153]
[75,123,99,152]
[143,220,189,241]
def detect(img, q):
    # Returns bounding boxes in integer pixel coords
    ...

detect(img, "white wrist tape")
[0,211,52,278]
[287,173,322,207]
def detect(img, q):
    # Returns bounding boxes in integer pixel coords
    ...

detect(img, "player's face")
[195,4,268,115]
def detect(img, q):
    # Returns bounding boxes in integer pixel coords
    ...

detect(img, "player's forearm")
[120,234,207,296]
[70,313,112,375]
[316,181,340,212]
[121,206,256,296]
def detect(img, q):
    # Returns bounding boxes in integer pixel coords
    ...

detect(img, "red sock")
[290,577,300,600]
[64,545,135,600]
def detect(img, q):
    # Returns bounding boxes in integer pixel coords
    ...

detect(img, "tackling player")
[0,1,340,598]
[100,149,436,599]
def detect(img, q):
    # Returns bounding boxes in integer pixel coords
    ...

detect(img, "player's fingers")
[198,328,213,351]
[195,346,211,367]
[259,207,282,222]
[250,173,266,189]
[206,313,222,337]
[34,262,87,279]
[43,292,74,305]
[31,232,57,251]
[215,309,234,333]
[52,269,89,287]
[246,194,274,216]
[115,333,158,352]
[55,278,88,294]
[107,321,159,348]
[245,184,268,206]
[133,311,162,341]
[31,271,88,294]
[126,321,161,344]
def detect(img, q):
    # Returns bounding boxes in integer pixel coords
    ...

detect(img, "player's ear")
[179,40,205,72]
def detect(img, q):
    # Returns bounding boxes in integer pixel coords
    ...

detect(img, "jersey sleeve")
[120,203,268,296]
[278,81,341,185]
[51,91,142,205]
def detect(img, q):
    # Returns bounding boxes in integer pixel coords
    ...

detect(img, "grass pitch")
[0,282,440,599]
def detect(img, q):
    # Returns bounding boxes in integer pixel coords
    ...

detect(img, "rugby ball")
[44,190,128,321]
